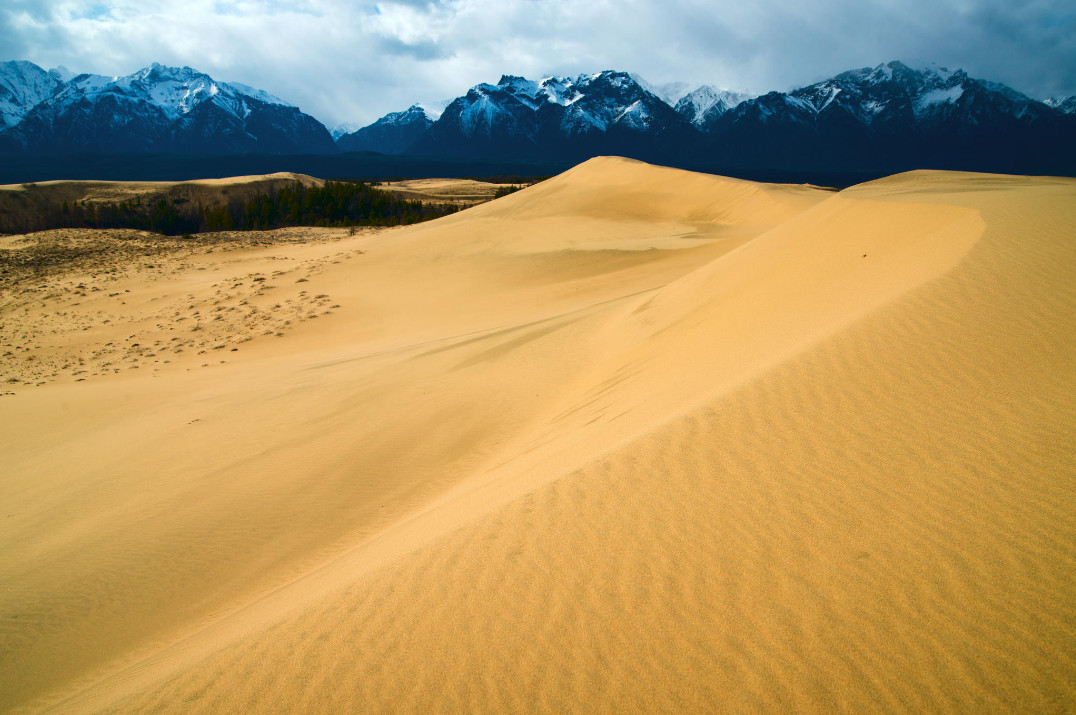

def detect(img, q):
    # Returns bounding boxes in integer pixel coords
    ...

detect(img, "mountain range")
[0,61,334,155]
[1,59,1074,176]
[705,62,1076,172]
[342,63,1075,173]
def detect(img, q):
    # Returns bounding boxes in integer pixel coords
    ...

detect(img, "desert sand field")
[0,172,323,203]
[0,173,326,235]
[1,157,1074,713]
[380,177,509,206]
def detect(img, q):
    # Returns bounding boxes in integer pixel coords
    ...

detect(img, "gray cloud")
[1,0,1072,128]
[376,36,454,60]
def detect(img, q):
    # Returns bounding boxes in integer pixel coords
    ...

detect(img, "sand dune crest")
[1,158,1074,713]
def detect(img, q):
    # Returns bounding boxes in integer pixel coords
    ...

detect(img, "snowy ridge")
[414,101,448,120]
[329,101,443,142]
[359,60,1073,169]
[702,59,1076,175]
[2,61,305,130]
[915,86,964,113]
[48,66,75,83]
[1,58,1071,170]
[335,103,437,154]
[0,61,333,154]
[630,74,691,105]
[43,64,294,122]
[451,70,677,138]
[401,69,700,160]
[332,122,362,140]
[1045,96,1076,114]
[674,86,752,126]
[225,82,293,108]
[0,61,65,128]
[712,60,1055,130]
[383,105,438,124]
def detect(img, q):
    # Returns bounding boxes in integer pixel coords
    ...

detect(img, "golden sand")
[0,172,320,193]
[380,177,507,206]
[1,158,1074,713]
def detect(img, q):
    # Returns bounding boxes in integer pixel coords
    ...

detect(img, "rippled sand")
[2,158,1074,713]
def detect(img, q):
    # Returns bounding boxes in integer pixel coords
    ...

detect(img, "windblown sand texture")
[1,157,1074,713]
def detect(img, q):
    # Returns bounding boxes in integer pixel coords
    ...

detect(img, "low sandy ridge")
[0,173,324,235]
[380,178,509,207]
[1,158,1073,713]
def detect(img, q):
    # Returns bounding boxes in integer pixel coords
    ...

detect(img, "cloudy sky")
[2,0,1074,128]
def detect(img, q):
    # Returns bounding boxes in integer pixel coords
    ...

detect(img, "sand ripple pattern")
[2,161,1074,713]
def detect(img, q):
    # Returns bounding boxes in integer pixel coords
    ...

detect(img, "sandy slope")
[1,158,1074,713]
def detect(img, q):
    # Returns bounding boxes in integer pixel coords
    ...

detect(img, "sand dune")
[1,158,1074,713]
[380,178,508,207]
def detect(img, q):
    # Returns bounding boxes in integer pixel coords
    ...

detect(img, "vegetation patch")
[1,180,459,236]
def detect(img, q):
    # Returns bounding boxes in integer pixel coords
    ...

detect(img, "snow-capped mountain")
[48,66,76,83]
[331,122,363,141]
[408,70,695,159]
[2,58,1072,176]
[0,62,333,155]
[0,60,66,129]
[221,81,294,109]
[703,61,1075,172]
[710,62,1042,134]
[336,104,439,154]
[414,101,450,120]
[333,62,1072,173]
[674,86,752,127]
[629,75,692,105]
[1045,96,1076,114]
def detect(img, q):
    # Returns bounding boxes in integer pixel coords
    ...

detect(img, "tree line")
[5,180,460,236]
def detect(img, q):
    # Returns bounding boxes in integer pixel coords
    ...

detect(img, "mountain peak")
[414,101,448,120]
[630,74,692,104]
[675,85,753,126]
[48,65,75,82]
[331,121,362,140]
[335,102,437,154]
[403,103,442,121]
[405,68,694,160]
[0,60,66,129]
[591,70,635,86]
[138,63,203,80]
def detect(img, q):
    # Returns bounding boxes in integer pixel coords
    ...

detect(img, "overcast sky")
[2,0,1074,128]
